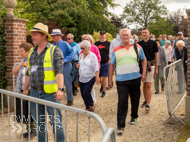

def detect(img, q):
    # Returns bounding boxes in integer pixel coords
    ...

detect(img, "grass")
[177,125,190,142]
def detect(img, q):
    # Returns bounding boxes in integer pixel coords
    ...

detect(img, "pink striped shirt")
[164,46,173,62]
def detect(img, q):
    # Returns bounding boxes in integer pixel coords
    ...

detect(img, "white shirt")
[79,52,99,83]
[21,67,26,90]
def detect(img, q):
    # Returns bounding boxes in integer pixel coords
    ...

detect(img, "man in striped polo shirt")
[109,28,147,135]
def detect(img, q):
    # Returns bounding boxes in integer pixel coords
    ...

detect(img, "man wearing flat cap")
[173,31,188,49]
[51,29,75,106]
[23,23,65,142]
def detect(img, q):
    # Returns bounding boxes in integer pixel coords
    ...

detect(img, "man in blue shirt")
[51,29,75,106]
[66,33,81,96]
[173,32,188,49]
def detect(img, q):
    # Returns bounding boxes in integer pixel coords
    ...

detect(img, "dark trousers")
[116,77,141,128]
[79,77,95,109]
[72,82,78,94]
[72,60,79,94]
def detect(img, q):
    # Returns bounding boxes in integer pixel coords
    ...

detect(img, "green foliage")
[148,16,177,37]
[86,0,117,16]
[0,2,7,89]
[177,125,190,142]
[93,31,113,42]
[121,0,167,27]
[13,0,117,42]
[15,0,39,30]
[32,0,117,42]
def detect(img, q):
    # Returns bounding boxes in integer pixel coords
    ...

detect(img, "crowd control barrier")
[0,63,116,142]
[163,59,186,124]
[0,89,116,142]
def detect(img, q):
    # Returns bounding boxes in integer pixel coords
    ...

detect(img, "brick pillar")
[4,17,28,91]
[185,9,190,125]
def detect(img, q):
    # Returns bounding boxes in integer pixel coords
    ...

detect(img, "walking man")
[23,23,65,141]
[95,30,110,97]
[51,29,75,106]
[138,27,158,112]
[66,33,81,96]
[109,28,147,135]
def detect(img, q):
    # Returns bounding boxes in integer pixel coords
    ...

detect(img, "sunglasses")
[80,47,85,50]
[66,38,71,40]
[84,39,89,41]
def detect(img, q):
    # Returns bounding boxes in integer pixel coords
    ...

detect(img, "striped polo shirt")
[111,44,146,81]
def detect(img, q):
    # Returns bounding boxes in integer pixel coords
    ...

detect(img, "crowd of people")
[14,22,188,140]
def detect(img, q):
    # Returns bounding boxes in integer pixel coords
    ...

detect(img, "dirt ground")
[0,75,186,142]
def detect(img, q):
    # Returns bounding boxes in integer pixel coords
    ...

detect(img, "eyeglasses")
[80,47,85,50]
[66,38,71,40]
[84,39,89,41]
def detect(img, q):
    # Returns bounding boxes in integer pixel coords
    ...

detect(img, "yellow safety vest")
[28,44,58,93]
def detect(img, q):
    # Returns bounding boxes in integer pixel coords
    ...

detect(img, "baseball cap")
[177,31,183,35]
[100,30,106,34]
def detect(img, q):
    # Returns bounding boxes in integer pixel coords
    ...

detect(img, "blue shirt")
[71,43,81,61]
[171,48,183,58]
[53,39,75,63]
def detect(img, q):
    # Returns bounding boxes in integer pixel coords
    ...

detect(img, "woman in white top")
[12,43,36,138]
[76,40,100,112]
[164,41,173,65]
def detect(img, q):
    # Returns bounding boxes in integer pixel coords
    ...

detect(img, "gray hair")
[176,40,185,47]
[165,40,171,46]
[120,28,131,36]
[80,40,91,50]
[67,33,74,39]
[85,34,94,44]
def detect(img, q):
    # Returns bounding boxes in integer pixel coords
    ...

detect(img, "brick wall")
[187,10,190,97]
[4,18,28,90]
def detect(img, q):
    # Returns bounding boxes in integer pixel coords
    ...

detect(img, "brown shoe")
[89,106,95,112]
[66,101,73,106]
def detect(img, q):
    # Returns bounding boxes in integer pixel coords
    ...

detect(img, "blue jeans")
[63,62,73,102]
[30,88,64,142]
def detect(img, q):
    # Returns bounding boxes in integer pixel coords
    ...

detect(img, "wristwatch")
[58,88,65,91]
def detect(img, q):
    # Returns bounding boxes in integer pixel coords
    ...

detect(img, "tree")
[110,15,127,29]
[5,0,117,42]
[121,0,167,27]
[168,9,188,37]
[93,31,113,42]
[148,16,176,37]
[14,1,39,30]
[86,0,117,16]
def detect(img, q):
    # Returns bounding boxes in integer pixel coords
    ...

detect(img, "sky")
[109,0,190,16]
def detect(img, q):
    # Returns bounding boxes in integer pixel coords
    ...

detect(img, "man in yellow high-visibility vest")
[23,23,65,142]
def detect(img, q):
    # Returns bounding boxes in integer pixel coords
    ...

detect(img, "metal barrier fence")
[163,59,186,124]
[0,89,116,142]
